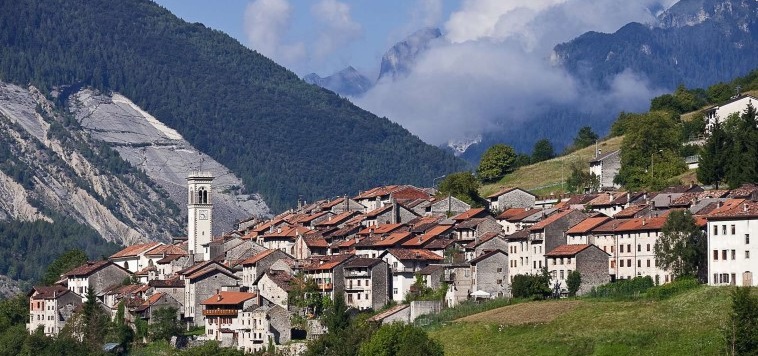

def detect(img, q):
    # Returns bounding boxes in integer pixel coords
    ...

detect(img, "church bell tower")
[187,172,213,261]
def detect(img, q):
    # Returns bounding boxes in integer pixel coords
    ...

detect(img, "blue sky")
[153,0,678,146]
[153,0,457,76]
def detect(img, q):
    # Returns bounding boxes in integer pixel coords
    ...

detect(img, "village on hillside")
[26,170,758,352]
[25,95,758,353]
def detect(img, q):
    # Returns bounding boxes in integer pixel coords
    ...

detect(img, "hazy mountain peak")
[378,27,442,82]
[303,66,373,97]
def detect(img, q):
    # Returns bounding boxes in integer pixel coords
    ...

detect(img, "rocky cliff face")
[303,66,373,97]
[0,82,270,246]
[378,28,442,82]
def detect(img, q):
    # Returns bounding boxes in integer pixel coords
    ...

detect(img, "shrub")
[645,276,700,300]
[588,276,654,300]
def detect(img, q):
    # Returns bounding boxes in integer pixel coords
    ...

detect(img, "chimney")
[642,218,646,226]
[718,201,723,208]
[608,192,613,203]
[745,203,748,212]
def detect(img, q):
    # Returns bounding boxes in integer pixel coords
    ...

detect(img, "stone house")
[293,234,329,259]
[27,285,81,336]
[64,260,132,302]
[380,248,444,302]
[258,269,294,309]
[142,243,188,280]
[313,210,361,229]
[565,217,611,245]
[319,197,366,214]
[300,254,354,299]
[178,261,239,325]
[486,187,536,212]
[452,216,502,244]
[237,304,291,353]
[257,225,312,255]
[545,244,610,296]
[497,208,542,234]
[443,264,472,307]
[524,209,588,275]
[400,225,454,250]
[505,230,532,281]
[353,185,407,212]
[362,202,419,227]
[148,278,185,309]
[427,195,471,216]
[464,232,507,261]
[240,249,293,290]
[129,292,182,324]
[109,242,163,274]
[355,231,414,258]
[200,291,257,346]
[342,258,389,311]
[469,249,509,298]
[589,149,621,190]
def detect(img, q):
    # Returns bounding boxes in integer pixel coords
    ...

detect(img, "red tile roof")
[503,208,542,222]
[708,199,758,219]
[357,231,413,248]
[365,205,393,218]
[201,291,256,306]
[391,186,431,201]
[496,208,530,220]
[110,242,162,259]
[452,208,487,221]
[240,249,276,266]
[29,285,70,299]
[566,217,611,235]
[64,260,116,277]
[354,185,404,200]
[470,249,507,264]
[386,248,443,261]
[591,219,629,234]
[358,223,404,236]
[145,244,187,257]
[545,244,593,257]
[302,254,354,271]
[614,217,667,232]
[314,211,359,227]
[613,204,649,218]
[530,209,575,231]
[465,232,500,248]
[402,225,453,248]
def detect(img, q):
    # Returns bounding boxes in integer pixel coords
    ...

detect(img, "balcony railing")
[391,266,418,273]
[202,309,238,316]
[344,271,370,278]
[317,283,333,290]
[345,284,371,291]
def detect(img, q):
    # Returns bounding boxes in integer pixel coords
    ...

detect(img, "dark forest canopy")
[0,0,465,212]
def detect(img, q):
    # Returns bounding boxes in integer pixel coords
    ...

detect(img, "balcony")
[391,266,418,273]
[345,283,371,291]
[344,270,370,278]
[317,283,333,290]
[202,309,238,316]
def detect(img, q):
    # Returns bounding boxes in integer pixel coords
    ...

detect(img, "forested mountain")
[554,0,758,91]
[303,67,373,97]
[0,0,466,212]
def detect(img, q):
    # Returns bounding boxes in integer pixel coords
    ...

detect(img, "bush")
[511,272,551,299]
[645,276,700,300]
[588,276,654,300]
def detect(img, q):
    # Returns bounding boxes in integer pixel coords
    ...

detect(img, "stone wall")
[576,246,611,295]
[370,261,390,310]
[192,272,238,323]
[89,265,132,294]
[497,190,536,210]
[473,252,509,297]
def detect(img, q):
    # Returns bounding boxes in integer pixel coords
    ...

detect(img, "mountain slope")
[0,0,466,212]
[553,0,758,90]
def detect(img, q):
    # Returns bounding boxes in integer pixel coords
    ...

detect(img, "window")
[732,250,737,260]
[627,259,632,267]
[539,261,543,268]
[393,288,398,294]
[647,244,650,252]
[714,225,718,235]
[647,259,651,267]
[620,245,624,253]
[552,258,556,265]
[357,294,361,300]
[714,273,718,284]
[732,225,736,235]
[497,267,503,273]
[497,279,502,284]
[723,225,727,235]
[560,258,564,265]
[560,270,565,280]
[723,250,728,260]
[747,234,751,244]
[534,261,537,269]
[610,260,616,268]
[627,244,631,252]
[567,258,572,265]
[620,260,624,267]
[637,244,641,252]
[638,260,641,268]
[714,250,719,261]
[746,251,750,259]
[357,280,361,286]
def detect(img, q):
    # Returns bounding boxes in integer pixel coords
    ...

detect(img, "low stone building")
[178,261,239,325]
[470,249,509,298]
[64,260,132,302]
[545,244,610,296]
[27,285,81,336]
[486,187,536,212]
[342,258,389,311]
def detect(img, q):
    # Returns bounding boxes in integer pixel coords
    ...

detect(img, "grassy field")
[427,286,731,356]
[480,136,624,198]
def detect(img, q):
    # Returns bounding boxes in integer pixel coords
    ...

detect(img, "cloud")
[412,0,444,28]
[354,0,678,147]
[311,0,363,61]
[243,0,305,66]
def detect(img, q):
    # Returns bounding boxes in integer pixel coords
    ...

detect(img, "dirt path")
[457,300,583,325]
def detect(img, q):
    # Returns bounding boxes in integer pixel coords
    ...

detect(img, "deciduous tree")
[476,144,516,183]
[654,210,706,281]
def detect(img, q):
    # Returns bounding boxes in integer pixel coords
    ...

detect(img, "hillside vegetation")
[480,136,623,197]
[0,0,465,212]
[428,286,730,355]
